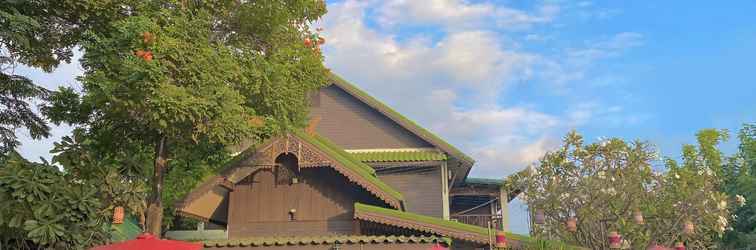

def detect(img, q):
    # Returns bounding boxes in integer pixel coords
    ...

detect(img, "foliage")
[1,0,131,156]
[0,76,50,155]
[0,0,123,71]
[51,128,149,224]
[521,131,742,249]
[0,153,110,249]
[721,123,756,248]
[44,0,330,235]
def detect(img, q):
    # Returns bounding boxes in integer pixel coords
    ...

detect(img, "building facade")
[171,74,528,250]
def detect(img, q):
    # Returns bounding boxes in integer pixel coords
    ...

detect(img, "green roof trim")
[166,229,228,241]
[110,217,141,242]
[292,130,404,203]
[464,177,503,186]
[354,203,586,249]
[354,202,513,241]
[349,150,447,162]
[329,74,474,165]
[202,235,447,248]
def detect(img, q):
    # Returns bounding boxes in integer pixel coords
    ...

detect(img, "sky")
[14,0,756,235]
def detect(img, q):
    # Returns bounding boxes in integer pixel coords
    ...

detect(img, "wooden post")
[441,161,450,220]
[353,219,361,235]
[499,186,509,231]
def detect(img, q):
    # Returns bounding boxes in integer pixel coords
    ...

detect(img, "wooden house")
[170,74,531,249]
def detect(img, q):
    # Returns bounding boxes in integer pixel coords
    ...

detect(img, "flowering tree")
[518,131,745,249]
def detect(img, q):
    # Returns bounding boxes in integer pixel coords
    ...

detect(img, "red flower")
[304,37,312,47]
[142,51,153,62]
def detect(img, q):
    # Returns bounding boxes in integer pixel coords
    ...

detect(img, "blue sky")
[16,0,756,235]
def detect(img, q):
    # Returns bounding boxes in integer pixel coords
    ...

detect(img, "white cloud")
[472,136,559,176]
[321,1,536,105]
[535,32,645,86]
[320,0,647,178]
[376,0,559,30]
[320,1,566,176]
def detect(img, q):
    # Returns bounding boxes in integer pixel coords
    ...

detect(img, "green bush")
[0,153,110,249]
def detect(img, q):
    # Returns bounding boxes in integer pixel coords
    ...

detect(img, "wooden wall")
[309,85,432,149]
[228,165,366,238]
[376,166,444,218]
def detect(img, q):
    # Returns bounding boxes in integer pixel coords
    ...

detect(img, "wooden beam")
[441,161,450,220]
[499,186,509,231]
[450,186,500,197]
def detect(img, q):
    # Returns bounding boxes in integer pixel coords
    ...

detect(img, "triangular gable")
[328,74,475,165]
[176,131,405,222]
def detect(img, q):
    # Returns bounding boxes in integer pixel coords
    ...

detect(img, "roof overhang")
[355,203,509,245]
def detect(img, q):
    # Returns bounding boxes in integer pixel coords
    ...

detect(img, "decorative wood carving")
[252,134,331,168]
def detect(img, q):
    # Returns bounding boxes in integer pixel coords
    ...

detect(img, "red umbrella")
[91,233,202,250]
[431,243,448,250]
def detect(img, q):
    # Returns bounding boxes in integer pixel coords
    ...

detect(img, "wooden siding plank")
[309,85,432,149]
[228,168,367,238]
[377,167,444,218]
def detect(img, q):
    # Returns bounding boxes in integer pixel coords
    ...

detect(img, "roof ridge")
[345,148,440,153]
[328,73,474,165]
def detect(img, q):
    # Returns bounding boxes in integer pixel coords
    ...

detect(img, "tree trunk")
[146,136,168,236]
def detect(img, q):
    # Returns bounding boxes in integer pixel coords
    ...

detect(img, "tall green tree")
[1,0,127,155]
[0,77,50,155]
[47,1,329,235]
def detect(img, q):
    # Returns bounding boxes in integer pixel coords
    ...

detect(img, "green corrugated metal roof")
[465,177,503,186]
[355,202,504,241]
[349,150,447,162]
[354,203,586,249]
[166,229,228,241]
[292,130,404,203]
[329,74,474,165]
[203,235,446,248]
[110,217,141,242]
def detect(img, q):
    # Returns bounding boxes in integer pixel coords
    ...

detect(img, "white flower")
[718,215,728,227]
[719,200,728,210]
[674,173,680,179]
[606,187,617,196]
[736,195,747,206]
[610,177,616,182]
[705,168,714,176]
[697,170,704,175]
